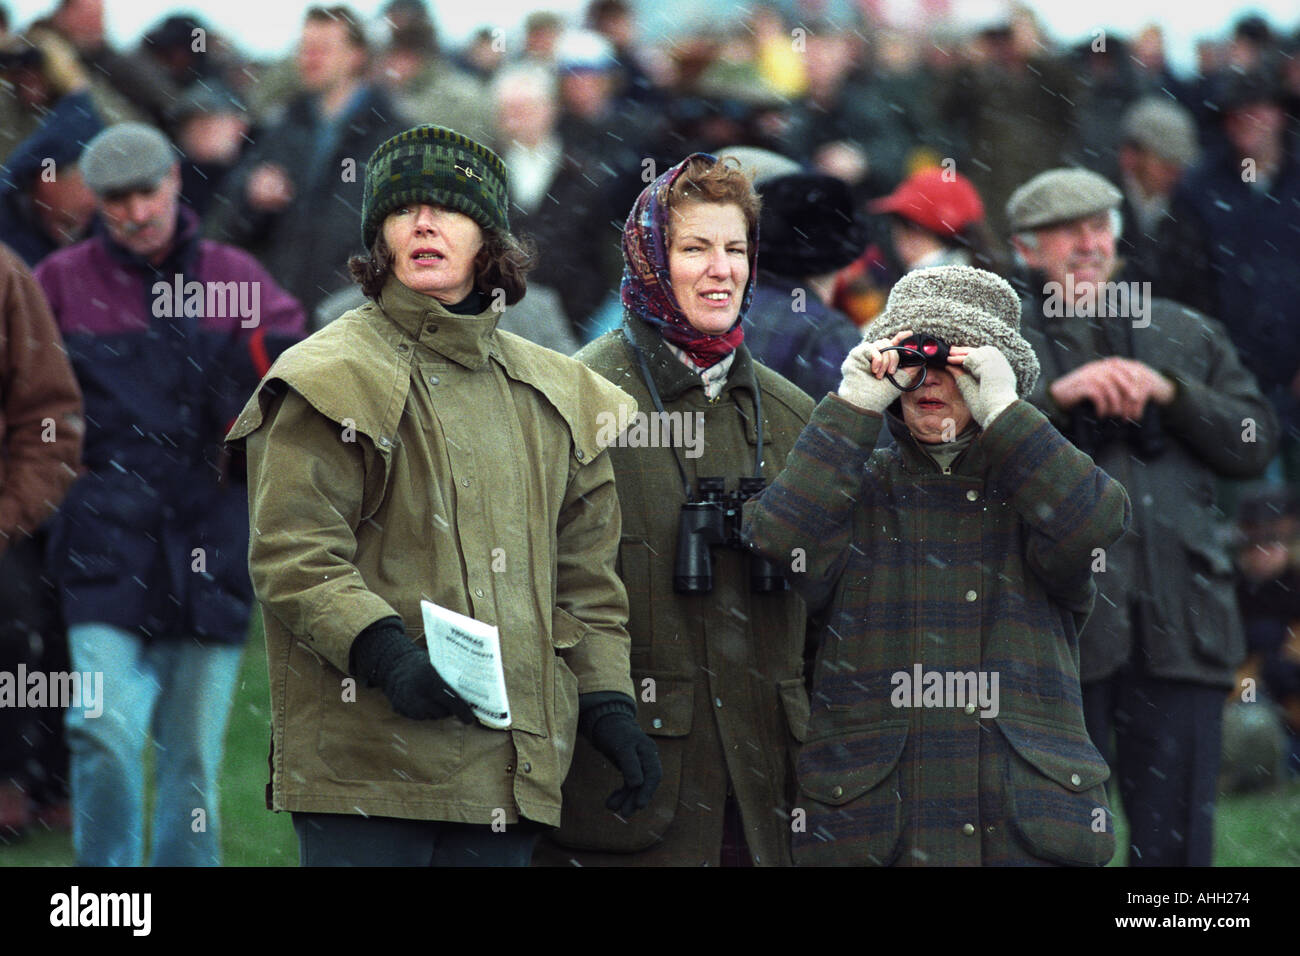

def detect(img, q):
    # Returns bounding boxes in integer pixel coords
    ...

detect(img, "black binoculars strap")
[620,324,765,499]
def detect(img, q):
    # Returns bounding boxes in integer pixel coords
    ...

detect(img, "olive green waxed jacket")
[227,278,638,826]
[536,316,814,865]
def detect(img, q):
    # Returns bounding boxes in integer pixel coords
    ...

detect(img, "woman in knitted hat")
[744,263,1132,866]
[535,153,816,866]
[227,125,660,866]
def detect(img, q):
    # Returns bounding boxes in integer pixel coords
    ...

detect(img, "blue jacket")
[743,272,862,401]
[35,208,305,643]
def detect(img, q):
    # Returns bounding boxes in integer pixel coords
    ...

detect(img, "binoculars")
[674,477,789,594]
[1066,400,1166,460]
[879,334,952,391]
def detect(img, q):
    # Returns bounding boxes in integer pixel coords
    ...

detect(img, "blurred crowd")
[1,0,1299,861]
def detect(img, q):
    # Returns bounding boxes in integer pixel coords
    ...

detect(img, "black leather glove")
[349,617,475,723]
[579,692,663,816]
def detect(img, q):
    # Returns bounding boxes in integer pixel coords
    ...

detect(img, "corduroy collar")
[377,276,502,371]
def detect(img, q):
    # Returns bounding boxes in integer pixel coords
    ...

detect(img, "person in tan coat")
[0,242,82,836]
[228,125,659,867]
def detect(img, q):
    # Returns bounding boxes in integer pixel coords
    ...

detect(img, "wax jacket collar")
[377,276,502,371]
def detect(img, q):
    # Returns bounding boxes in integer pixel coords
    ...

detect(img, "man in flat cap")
[1008,166,1278,866]
[34,122,305,865]
[1115,97,1199,286]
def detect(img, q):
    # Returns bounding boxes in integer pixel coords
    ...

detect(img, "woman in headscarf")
[535,153,814,866]
[227,125,659,867]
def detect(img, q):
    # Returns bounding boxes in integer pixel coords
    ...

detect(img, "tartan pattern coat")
[743,394,1131,865]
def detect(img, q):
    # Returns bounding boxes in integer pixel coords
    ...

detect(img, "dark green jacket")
[744,395,1131,866]
[1020,291,1278,686]
[537,317,814,865]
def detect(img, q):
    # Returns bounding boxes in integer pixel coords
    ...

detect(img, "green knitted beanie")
[361,125,510,249]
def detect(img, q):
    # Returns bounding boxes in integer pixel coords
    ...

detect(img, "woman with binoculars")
[534,153,815,866]
[744,264,1133,866]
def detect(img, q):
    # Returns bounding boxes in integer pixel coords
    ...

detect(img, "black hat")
[757,173,868,278]
[1215,69,1287,114]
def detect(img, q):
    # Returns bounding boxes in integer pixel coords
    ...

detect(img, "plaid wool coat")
[743,394,1131,865]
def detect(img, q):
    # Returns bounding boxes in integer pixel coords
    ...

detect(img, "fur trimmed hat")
[862,265,1040,397]
[361,125,510,249]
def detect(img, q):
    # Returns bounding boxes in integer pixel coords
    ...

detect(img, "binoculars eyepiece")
[880,334,952,391]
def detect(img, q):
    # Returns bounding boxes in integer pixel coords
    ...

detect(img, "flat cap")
[81,122,177,196]
[1006,167,1121,233]
[1121,97,1199,168]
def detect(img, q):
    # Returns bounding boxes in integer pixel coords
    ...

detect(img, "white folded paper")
[420,599,511,729]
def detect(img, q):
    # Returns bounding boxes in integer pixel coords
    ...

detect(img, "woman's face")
[383,203,484,303]
[901,366,974,444]
[667,201,750,335]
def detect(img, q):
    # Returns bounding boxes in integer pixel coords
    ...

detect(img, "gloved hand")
[579,693,662,816]
[954,345,1019,427]
[349,617,475,723]
[838,334,908,412]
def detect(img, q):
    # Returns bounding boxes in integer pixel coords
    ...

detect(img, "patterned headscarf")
[620,153,757,369]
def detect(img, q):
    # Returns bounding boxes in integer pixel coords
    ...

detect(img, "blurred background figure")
[1156,69,1300,488]
[833,165,995,327]
[0,242,82,843]
[742,166,867,400]
[1114,97,1199,287]
[1232,489,1300,783]
[374,0,492,143]
[209,4,400,316]
[169,84,251,224]
[0,86,101,265]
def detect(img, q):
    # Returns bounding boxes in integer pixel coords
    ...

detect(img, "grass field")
[2,618,1297,867]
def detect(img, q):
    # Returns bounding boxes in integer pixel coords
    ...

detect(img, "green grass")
[2,620,1297,866]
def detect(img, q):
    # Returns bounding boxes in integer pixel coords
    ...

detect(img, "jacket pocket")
[552,672,693,853]
[792,719,908,866]
[313,654,467,786]
[778,676,810,743]
[1180,531,1246,669]
[997,713,1115,866]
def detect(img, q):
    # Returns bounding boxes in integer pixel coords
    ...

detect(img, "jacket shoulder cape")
[227,301,636,460]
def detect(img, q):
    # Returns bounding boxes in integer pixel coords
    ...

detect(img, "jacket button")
[379,437,391,448]
[964,703,976,715]
[962,823,975,836]
[1070,773,1082,787]
[714,697,723,708]
[461,478,470,487]
[428,375,439,385]
[651,717,663,729]
[522,762,532,773]
[966,490,978,501]
[831,785,843,799]
[474,587,484,598]
[426,324,438,334]
[506,764,514,773]
[576,449,585,460]
[398,344,409,352]
[965,590,977,601]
